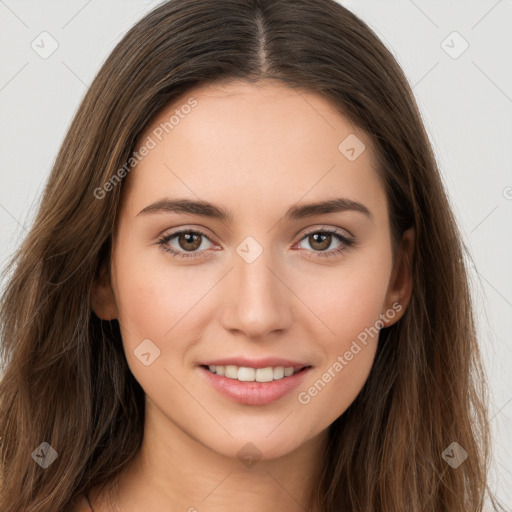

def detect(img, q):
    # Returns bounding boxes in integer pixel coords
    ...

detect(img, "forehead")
[120,80,386,224]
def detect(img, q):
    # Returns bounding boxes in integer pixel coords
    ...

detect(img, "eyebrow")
[137,197,373,222]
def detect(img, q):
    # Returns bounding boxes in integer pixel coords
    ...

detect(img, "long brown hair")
[0,1,505,510]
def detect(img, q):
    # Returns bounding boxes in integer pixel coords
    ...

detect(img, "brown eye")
[296,228,355,258]
[157,229,215,259]
[177,232,202,251]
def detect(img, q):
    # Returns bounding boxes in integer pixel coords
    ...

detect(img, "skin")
[90,79,414,512]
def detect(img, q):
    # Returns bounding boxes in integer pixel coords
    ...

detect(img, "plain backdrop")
[0,0,511,508]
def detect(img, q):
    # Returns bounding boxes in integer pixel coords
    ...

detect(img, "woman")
[0,1,505,511]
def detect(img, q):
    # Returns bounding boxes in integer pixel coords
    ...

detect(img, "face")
[93,79,413,462]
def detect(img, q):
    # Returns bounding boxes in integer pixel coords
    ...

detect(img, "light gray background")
[1,0,511,508]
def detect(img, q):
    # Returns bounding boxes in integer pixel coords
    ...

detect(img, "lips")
[198,356,313,405]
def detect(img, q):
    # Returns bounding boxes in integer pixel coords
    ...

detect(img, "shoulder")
[70,493,93,512]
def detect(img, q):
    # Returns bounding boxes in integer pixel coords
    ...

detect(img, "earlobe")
[90,263,118,321]
[382,227,415,328]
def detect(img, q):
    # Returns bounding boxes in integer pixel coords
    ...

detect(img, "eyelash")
[157,227,355,260]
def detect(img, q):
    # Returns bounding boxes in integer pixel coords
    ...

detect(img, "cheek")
[111,260,211,409]
[298,340,378,434]
[296,284,383,432]
[293,251,391,424]
[300,250,392,345]
[111,246,206,361]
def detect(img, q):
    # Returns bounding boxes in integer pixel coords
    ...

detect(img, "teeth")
[255,367,273,382]
[206,364,301,382]
[273,366,284,379]
[225,365,238,379]
[238,367,255,381]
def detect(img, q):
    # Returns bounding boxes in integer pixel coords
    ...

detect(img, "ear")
[91,262,118,321]
[381,227,415,327]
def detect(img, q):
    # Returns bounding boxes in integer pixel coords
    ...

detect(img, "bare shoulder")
[70,493,93,512]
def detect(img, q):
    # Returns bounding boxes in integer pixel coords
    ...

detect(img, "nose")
[219,244,294,340]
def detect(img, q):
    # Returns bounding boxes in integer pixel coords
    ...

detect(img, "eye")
[157,228,216,259]
[295,227,355,258]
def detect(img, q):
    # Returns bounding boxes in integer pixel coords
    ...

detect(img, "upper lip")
[200,357,311,371]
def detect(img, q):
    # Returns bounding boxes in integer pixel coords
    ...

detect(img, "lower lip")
[199,366,312,406]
